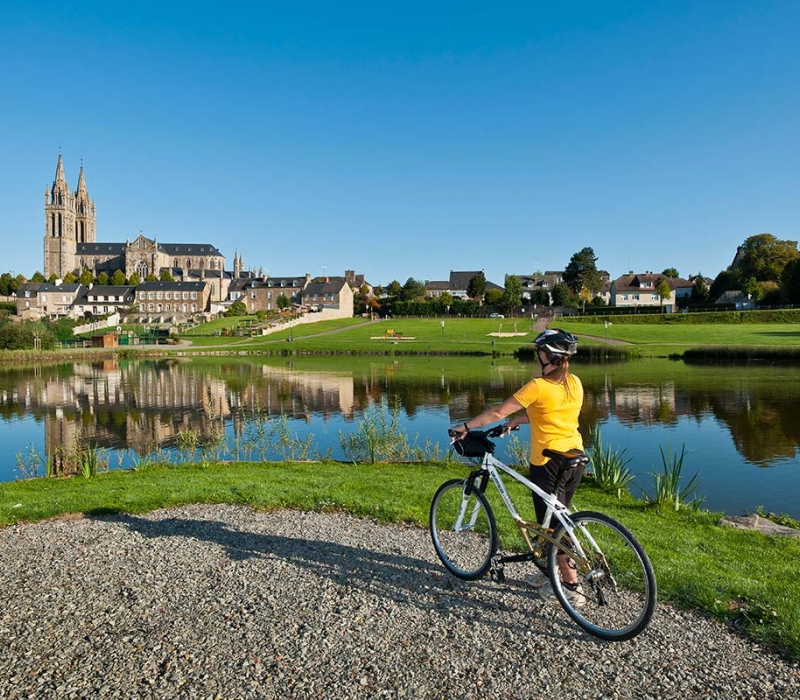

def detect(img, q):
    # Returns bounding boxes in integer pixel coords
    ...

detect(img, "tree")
[30,271,46,283]
[386,280,402,297]
[710,270,738,300]
[467,273,486,303]
[485,288,504,307]
[159,269,174,282]
[225,300,247,316]
[656,277,672,311]
[0,273,13,296]
[400,277,427,302]
[781,258,800,304]
[563,247,602,296]
[503,275,523,313]
[742,276,761,301]
[79,269,94,286]
[691,274,710,302]
[550,282,573,307]
[277,293,290,310]
[736,233,799,283]
[97,271,109,285]
[112,270,127,285]
[63,272,77,284]
[48,273,57,284]
[661,268,680,278]
[145,273,157,282]
[530,288,550,306]
[128,272,141,286]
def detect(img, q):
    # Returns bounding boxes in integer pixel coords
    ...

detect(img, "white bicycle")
[430,425,657,641]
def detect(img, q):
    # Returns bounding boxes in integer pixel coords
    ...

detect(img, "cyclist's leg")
[530,461,585,584]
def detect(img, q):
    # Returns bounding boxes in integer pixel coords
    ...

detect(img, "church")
[43,155,241,302]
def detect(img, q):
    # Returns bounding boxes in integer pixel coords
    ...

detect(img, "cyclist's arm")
[451,396,524,436]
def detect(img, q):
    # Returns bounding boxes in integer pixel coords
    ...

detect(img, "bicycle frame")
[463,451,593,571]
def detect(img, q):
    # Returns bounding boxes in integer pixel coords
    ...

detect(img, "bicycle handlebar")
[447,424,519,439]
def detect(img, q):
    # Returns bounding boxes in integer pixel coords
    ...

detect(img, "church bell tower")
[43,155,96,279]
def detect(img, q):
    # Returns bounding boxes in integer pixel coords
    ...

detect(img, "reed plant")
[585,429,636,498]
[644,443,702,511]
[339,399,414,464]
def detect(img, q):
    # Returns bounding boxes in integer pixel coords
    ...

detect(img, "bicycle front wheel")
[430,478,498,580]
[548,511,657,641]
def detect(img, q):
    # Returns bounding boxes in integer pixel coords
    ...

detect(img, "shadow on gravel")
[102,512,579,644]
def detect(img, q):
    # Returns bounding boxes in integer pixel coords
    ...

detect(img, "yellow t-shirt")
[512,373,584,466]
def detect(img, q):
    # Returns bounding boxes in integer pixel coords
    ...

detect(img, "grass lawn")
[165,316,800,358]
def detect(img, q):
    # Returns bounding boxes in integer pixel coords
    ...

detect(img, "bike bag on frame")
[452,432,495,458]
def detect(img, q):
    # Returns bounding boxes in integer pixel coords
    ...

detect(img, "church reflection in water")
[0,359,362,475]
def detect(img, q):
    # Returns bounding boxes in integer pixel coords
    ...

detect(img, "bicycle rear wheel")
[548,511,657,641]
[430,478,498,580]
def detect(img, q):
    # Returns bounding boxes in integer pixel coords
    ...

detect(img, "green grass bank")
[2,460,798,661]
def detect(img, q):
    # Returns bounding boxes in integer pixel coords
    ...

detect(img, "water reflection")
[0,357,798,516]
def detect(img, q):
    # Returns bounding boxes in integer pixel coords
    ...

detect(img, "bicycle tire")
[547,511,657,641]
[430,478,498,580]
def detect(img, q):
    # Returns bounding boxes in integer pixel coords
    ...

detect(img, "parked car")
[489,312,504,318]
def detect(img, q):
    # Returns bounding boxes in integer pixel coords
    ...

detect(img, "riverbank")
[2,503,798,699]
[2,460,799,662]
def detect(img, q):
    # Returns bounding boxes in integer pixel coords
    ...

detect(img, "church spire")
[54,154,67,187]
[77,164,87,195]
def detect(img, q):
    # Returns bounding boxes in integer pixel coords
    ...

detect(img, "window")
[148,292,154,300]
[165,292,171,300]
[191,292,197,300]
[156,292,163,300]
[631,294,640,301]
[139,292,146,300]
[42,294,48,302]
[183,292,188,300]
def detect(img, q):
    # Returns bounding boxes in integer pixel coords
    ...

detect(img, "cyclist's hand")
[448,424,469,439]
[501,423,519,436]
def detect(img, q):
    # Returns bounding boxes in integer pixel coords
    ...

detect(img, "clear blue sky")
[2,1,798,288]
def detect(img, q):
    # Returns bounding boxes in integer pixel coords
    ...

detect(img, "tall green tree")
[467,273,486,302]
[129,272,141,286]
[30,271,46,283]
[400,277,427,301]
[503,275,523,313]
[386,280,402,297]
[79,269,94,286]
[277,293,290,310]
[781,258,800,304]
[563,247,602,295]
[656,277,672,311]
[550,282,573,307]
[63,272,77,284]
[736,233,799,283]
[159,270,174,282]
[691,274,710,302]
[97,271,109,285]
[112,270,127,285]
[661,267,679,278]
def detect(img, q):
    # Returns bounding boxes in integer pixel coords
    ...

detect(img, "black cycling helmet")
[533,328,578,357]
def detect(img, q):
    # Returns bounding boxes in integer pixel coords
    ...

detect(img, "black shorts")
[529,459,585,525]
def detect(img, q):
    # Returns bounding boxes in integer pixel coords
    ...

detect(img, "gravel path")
[1,505,797,699]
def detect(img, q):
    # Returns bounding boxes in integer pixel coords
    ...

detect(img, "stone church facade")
[43,156,234,301]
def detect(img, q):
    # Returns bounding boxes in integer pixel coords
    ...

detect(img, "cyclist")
[450,328,585,606]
